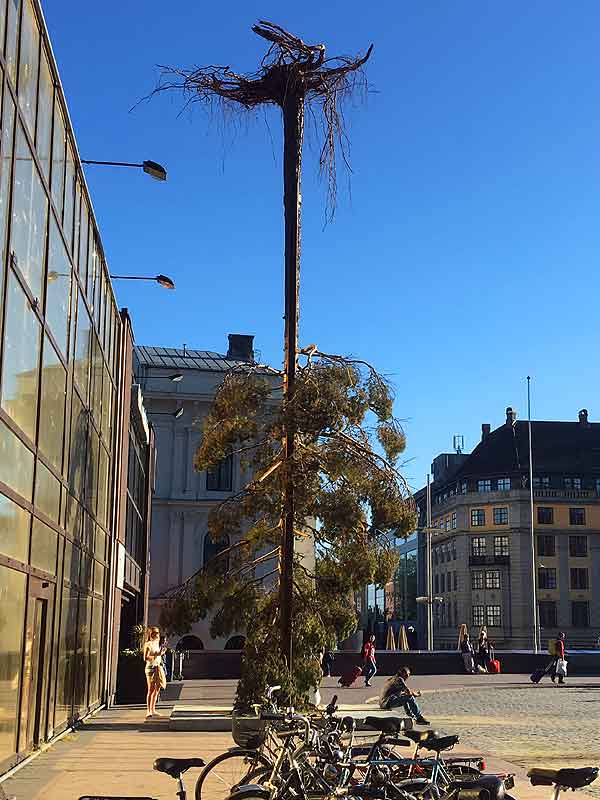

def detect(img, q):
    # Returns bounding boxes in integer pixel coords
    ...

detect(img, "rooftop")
[135,345,280,375]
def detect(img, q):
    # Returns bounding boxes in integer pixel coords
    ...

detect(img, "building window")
[572,601,589,628]
[538,601,557,628]
[440,574,445,593]
[485,570,501,590]
[453,571,458,591]
[537,534,555,557]
[596,479,600,496]
[493,507,508,525]
[471,537,486,557]
[433,548,438,566]
[461,481,468,494]
[451,540,457,560]
[451,511,457,530]
[434,575,439,594]
[477,480,491,493]
[494,536,509,557]
[206,454,233,492]
[486,605,501,627]
[538,567,557,590]
[497,477,511,491]
[570,568,589,590]
[203,532,230,571]
[564,477,582,490]
[533,476,550,489]
[440,547,445,563]
[447,572,451,592]
[569,508,586,526]
[537,507,554,525]
[471,509,485,527]
[472,571,484,590]
[569,535,588,557]
[472,605,485,626]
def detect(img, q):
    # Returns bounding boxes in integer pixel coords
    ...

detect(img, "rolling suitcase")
[530,668,545,684]
[488,658,501,674]
[338,665,363,687]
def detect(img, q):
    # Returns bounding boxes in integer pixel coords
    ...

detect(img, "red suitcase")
[488,659,501,674]
[338,666,363,687]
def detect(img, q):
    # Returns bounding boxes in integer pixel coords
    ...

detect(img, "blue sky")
[43,1,600,489]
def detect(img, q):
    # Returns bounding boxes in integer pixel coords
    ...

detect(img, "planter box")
[116,654,147,704]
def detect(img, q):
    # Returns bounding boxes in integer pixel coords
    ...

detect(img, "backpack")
[548,639,557,656]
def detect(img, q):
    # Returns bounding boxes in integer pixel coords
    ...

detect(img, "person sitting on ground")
[460,633,476,674]
[379,667,429,725]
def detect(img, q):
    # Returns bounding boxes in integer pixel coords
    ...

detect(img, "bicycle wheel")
[195,748,273,800]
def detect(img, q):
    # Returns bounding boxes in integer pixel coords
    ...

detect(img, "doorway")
[19,578,53,752]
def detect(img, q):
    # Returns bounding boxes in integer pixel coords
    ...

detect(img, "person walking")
[460,633,476,674]
[549,632,566,685]
[143,626,167,719]
[379,667,430,725]
[362,634,377,687]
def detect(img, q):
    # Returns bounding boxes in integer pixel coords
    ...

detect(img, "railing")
[534,489,595,499]
[469,554,510,566]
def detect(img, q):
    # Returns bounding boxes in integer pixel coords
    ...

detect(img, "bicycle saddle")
[421,734,460,753]
[404,729,439,744]
[153,757,206,778]
[451,774,505,800]
[364,716,407,734]
[528,767,599,790]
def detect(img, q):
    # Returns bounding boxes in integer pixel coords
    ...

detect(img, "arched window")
[203,533,230,572]
[225,635,246,650]
[176,635,204,651]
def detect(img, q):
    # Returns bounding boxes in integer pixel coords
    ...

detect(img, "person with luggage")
[550,632,566,685]
[379,667,430,725]
[460,633,476,674]
[476,628,490,673]
[362,634,377,687]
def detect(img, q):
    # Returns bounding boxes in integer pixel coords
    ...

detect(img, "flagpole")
[527,376,539,653]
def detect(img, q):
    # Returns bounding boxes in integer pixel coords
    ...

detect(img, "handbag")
[556,658,567,677]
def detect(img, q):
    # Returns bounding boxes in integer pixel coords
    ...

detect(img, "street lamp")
[110,274,175,290]
[135,373,183,383]
[148,407,184,419]
[81,159,167,181]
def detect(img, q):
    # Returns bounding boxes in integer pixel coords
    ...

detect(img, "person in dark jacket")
[476,630,490,672]
[321,650,334,677]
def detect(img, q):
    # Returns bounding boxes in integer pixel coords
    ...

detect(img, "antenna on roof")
[183,343,187,356]
[453,435,464,454]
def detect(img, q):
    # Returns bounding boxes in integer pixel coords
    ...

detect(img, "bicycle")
[78,755,205,800]
[528,766,598,800]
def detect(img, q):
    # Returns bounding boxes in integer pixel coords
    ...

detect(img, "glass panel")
[38,335,66,471]
[0,564,26,762]
[51,101,65,215]
[67,388,87,501]
[34,458,60,522]
[54,586,76,726]
[11,125,47,299]
[5,0,20,86]
[80,552,92,591]
[74,593,91,713]
[81,509,94,551]
[90,334,102,425]
[93,562,104,595]
[64,493,81,540]
[73,292,91,399]
[0,0,6,61]
[30,516,57,573]
[78,200,89,277]
[36,45,53,181]
[45,215,71,356]
[94,525,105,562]
[0,490,30,562]
[63,143,75,247]
[1,270,41,439]
[94,257,102,330]
[73,181,81,267]
[0,89,16,318]
[0,418,34,499]
[88,598,103,705]
[86,425,98,514]
[18,0,39,137]
[101,368,112,443]
[86,234,97,308]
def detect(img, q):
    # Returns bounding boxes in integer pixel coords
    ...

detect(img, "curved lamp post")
[135,373,183,383]
[149,407,184,420]
[81,159,167,182]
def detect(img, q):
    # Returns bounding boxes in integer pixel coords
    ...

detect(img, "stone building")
[416,407,600,650]
[135,334,281,650]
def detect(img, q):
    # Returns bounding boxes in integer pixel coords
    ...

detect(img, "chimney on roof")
[481,423,491,441]
[227,334,255,362]
[506,407,517,426]
[579,408,589,426]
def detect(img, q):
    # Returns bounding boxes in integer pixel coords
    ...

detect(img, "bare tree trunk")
[280,87,304,669]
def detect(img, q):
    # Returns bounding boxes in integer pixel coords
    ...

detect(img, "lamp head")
[173,407,184,419]
[143,160,167,181]
[169,373,183,383]
[156,274,175,290]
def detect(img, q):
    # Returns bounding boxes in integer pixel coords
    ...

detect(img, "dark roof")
[456,420,600,480]
[135,345,279,374]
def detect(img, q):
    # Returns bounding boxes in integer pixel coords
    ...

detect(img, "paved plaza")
[2,676,600,800]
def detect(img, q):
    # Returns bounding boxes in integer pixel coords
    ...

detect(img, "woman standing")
[143,627,166,719]
[476,627,490,673]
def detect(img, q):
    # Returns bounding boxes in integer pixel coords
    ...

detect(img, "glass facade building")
[0,0,124,772]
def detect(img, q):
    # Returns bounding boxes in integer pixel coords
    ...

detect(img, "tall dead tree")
[151,21,373,671]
